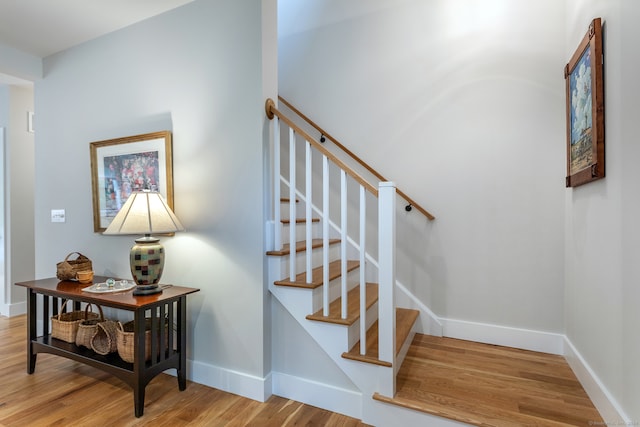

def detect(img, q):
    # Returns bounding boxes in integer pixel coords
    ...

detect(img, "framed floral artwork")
[90,131,173,232]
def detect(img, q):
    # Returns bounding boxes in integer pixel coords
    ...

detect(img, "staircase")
[264,98,607,427]
[266,198,429,426]
[264,98,457,426]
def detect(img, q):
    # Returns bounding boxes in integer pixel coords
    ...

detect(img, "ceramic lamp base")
[130,236,165,292]
[132,284,163,296]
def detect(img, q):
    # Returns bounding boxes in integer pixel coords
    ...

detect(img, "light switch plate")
[51,209,65,223]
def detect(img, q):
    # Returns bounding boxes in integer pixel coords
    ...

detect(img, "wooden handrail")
[266,98,378,197]
[277,96,435,221]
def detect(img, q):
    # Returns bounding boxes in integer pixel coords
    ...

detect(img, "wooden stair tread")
[274,260,359,289]
[372,393,489,426]
[281,218,320,224]
[372,334,605,427]
[306,283,378,325]
[266,238,340,256]
[341,308,419,367]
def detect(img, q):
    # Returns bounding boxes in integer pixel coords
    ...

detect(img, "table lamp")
[103,190,184,295]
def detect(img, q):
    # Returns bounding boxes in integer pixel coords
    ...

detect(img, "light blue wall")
[0,83,34,314]
[565,0,639,421]
[34,0,273,390]
[278,0,566,335]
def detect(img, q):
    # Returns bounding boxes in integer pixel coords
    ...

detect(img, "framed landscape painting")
[90,131,174,232]
[565,18,604,188]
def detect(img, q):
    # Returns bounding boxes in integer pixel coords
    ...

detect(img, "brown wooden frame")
[90,131,174,232]
[565,18,605,188]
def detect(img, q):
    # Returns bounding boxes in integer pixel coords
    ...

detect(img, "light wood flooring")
[0,315,368,427]
[1,314,605,426]
[376,333,604,426]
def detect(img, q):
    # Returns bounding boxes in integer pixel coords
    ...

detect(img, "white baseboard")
[564,337,631,425]
[441,317,565,355]
[183,322,630,425]
[272,371,362,420]
[1,301,26,317]
[189,359,273,403]
[395,281,443,336]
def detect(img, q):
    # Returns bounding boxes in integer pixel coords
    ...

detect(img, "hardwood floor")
[1,314,605,426]
[376,333,604,426]
[0,315,368,427]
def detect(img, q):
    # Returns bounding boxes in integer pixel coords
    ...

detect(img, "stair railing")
[278,96,435,221]
[266,99,396,377]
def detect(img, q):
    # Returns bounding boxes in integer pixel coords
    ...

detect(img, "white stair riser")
[395,326,416,375]
[281,220,322,240]
[345,300,379,350]
[309,269,361,313]
[273,244,341,280]
[279,199,306,220]
[270,281,315,320]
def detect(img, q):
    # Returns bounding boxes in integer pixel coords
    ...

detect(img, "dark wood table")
[15,276,200,417]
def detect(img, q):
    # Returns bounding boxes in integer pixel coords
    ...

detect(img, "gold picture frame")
[565,18,605,188]
[90,131,174,232]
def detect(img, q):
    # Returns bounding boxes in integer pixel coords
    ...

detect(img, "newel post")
[378,182,396,370]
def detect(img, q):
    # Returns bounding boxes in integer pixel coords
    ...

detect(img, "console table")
[16,277,200,417]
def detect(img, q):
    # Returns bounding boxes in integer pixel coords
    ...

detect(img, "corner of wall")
[564,336,631,425]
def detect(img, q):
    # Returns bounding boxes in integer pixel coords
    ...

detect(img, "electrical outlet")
[51,209,65,223]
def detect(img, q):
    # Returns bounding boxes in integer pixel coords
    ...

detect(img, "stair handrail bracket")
[265,98,276,120]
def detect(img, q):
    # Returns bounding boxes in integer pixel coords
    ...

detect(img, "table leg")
[27,289,37,374]
[134,386,146,418]
[133,308,147,417]
[177,297,187,390]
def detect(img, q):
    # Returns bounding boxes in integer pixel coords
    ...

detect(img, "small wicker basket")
[56,252,93,281]
[91,320,119,355]
[75,304,104,349]
[116,319,168,363]
[51,301,100,343]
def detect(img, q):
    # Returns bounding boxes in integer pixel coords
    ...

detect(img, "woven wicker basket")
[116,319,168,363]
[75,304,104,349]
[51,301,100,343]
[91,320,118,355]
[56,252,93,281]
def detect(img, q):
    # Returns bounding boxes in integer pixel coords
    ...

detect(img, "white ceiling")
[0,0,196,58]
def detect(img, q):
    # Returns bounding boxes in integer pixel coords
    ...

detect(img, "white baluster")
[273,117,281,250]
[322,155,329,317]
[305,141,313,284]
[340,170,347,319]
[289,128,296,282]
[359,185,367,355]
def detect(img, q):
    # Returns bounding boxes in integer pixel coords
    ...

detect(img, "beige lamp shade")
[103,190,184,235]
[103,190,184,294]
